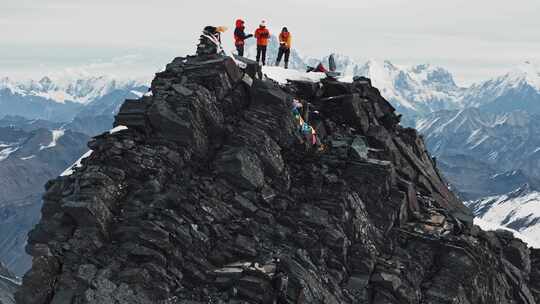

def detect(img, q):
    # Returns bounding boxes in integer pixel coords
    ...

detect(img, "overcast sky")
[1,0,539,85]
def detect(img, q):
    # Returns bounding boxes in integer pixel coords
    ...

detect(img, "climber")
[254,20,270,65]
[197,26,228,56]
[204,26,227,43]
[292,99,319,147]
[234,19,253,57]
[306,63,328,73]
[275,27,292,69]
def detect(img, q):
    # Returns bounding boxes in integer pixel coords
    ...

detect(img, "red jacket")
[234,19,254,46]
[254,27,270,46]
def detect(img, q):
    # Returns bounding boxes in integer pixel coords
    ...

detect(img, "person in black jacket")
[234,19,253,57]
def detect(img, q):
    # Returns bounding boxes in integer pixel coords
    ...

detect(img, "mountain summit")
[16,47,540,303]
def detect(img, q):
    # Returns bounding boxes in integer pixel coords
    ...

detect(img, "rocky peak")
[37,77,55,91]
[16,47,540,304]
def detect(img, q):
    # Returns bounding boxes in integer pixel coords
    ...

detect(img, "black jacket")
[234,27,253,45]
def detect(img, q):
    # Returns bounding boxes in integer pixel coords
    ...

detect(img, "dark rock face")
[66,87,149,137]
[17,53,540,304]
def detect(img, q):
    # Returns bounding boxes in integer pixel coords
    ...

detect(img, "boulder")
[215,147,264,190]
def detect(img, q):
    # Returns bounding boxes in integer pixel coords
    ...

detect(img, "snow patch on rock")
[467,187,540,248]
[474,218,539,248]
[109,125,128,134]
[262,66,326,84]
[40,129,65,150]
[0,146,19,162]
[61,150,93,177]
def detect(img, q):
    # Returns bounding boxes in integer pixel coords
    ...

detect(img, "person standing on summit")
[254,20,270,65]
[276,27,292,69]
[234,19,253,57]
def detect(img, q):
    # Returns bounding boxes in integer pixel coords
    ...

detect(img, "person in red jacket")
[254,20,270,65]
[234,19,253,57]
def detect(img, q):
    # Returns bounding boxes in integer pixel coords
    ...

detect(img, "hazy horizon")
[2,0,539,85]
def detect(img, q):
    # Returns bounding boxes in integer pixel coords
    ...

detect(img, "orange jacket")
[254,27,270,46]
[279,32,292,49]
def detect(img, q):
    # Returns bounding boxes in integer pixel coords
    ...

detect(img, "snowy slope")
[467,186,540,247]
[474,218,539,248]
[262,66,326,84]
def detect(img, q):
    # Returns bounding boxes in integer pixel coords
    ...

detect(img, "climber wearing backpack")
[275,27,292,69]
[306,63,327,73]
[254,20,270,65]
[234,19,253,57]
[197,26,228,56]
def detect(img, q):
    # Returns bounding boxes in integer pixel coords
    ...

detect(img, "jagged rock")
[17,50,540,304]
[216,147,264,190]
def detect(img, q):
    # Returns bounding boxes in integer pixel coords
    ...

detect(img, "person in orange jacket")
[234,19,253,57]
[254,20,270,65]
[276,27,292,69]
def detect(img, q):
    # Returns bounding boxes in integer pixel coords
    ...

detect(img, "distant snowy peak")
[408,64,458,90]
[0,76,146,105]
[507,62,540,90]
[352,59,464,114]
[463,62,540,109]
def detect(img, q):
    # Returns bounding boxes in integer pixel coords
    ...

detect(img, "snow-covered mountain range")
[4,56,539,123]
[355,60,465,119]
[463,63,540,112]
[416,108,540,199]
[467,185,540,247]
[0,76,145,105]
[0,76,147,122]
